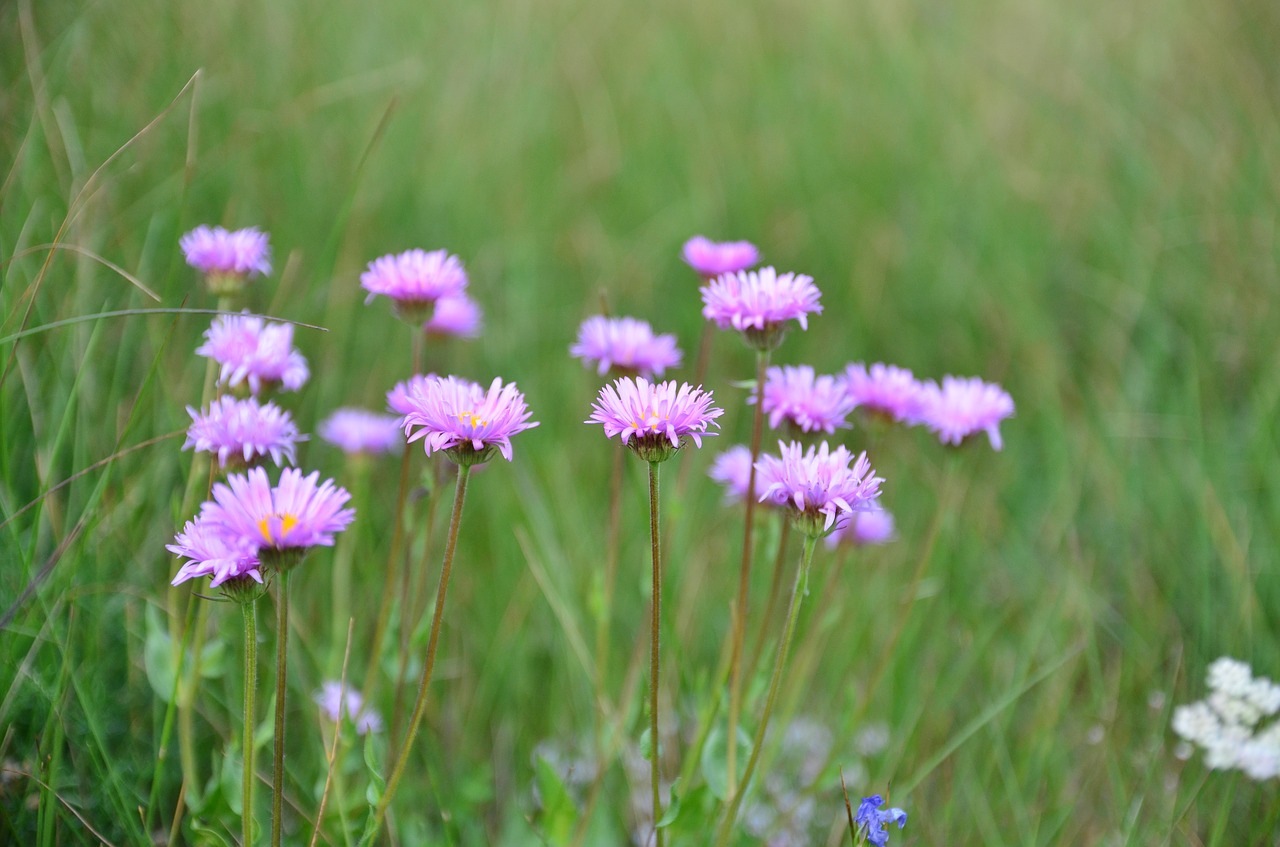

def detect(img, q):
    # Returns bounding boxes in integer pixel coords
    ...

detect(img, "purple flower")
[916,375,1015,450]
[755,441,883,536]
[198,467,355,566]
[318,408,403,456]
[424,293,482,339]
[855,795,907,847]
[361,249,468,320]
[701,267,822,350]
[168,517,263,589]
[386,373,436,422]
[844,362,926,423]
[826,508,896,548]
[314,682,383,735]
[709,444,755,503]
[570,316,683,378]
[587,377,723,463]
[184,396,302,469]
[755,365,856,434]
[681,236,760,278]
[180,226,272,278]
[195,313,310,395]
[400,375,538,465]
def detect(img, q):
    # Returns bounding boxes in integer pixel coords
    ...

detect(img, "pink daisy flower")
[400,375,538,465]
[168,517,263,589]
[701,267,822,350]
[755,441,883,537]
[180,225,272,287]
[916,376,1015,450]
[755,365,856,434]
[318,408,403,456]
[681,236,761,278]
[586,376,723,463]
[708,444,756,503]
[195,313,310,395]
[184,396,302,470]
[361,249,469,321]
[386,373,436,422]
[315,682,383,735]
[844,363,925,423]
[198,467,355,567]
[826,508,896,548]
[424,293,483,339]
[570,316,683,378]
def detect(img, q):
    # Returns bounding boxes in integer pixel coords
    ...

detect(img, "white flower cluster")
[1172,657,1280,780]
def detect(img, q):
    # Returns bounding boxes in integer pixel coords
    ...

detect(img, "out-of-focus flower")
[314,682,383,735]
[400,375,538,465]
[1172,657,1280,780]
[195,313,309,395]
[168,517,263,591]
[424,293,482,338]
[709,444,756,503]
[756,365,855,434]
[586,377,723,463]
[681,236,760,278]
[361,249,468,322]
[825,508,896,548]
[916,376,1014,450]
[318,408,402,456]
[181,225,271,295]
[755,441,882,537]
[184,396,301,470]
[570,316,682,378]
[386,374,436,422]
[198,467,355,570]
[855,795,907,847]
[701,267,821,351]
[844,363,925,423]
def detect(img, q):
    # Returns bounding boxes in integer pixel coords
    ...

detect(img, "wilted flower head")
[184,396,301,470]
[315,682,383,735]
[168,517,263,592]
[681,236,760,278]
[198,467,355,570]
[756,365,856,434]
[755,441,883,536]
[570,316,683,378]
[826,508,896,548]
[361,249,468,322]
[855,795,908,847]
[701,267,822,351]
[844,363,925,423]
[424,293,483,338]
[319,408,403,456]
[180,226,271,294]
[709,444,756,503]
[195,313,309,395]
[917,375,1015,450]
[400,375,538,465]
[587,377,723,463]
[1172,657,1280,780]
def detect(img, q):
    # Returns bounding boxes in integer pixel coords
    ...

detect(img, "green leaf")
[533,754,577,845]
[220,743,243,816]
[363,732,387,806]
[143,606,176,702]
[199,637,228,679]
[701,726,752,801]
[655,777,682,828]
[189,818,233,847]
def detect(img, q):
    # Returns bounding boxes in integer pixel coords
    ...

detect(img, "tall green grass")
[3,0,1279,842]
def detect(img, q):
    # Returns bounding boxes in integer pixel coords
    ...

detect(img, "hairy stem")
[242,599,258,847]
[271,569,290,847]
[647,460,664,847]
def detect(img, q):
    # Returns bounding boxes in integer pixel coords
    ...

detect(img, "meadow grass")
[3,0,1280,843]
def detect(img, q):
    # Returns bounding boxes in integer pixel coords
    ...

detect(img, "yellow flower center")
[258,513,300,544]
[457,410,488,428]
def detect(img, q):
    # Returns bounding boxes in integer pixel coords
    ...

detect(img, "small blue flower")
[855,794,908,846]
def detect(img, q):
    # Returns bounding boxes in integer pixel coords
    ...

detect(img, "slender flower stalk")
[646,460,664,847]
[746,516,791,677]
[682,236,761,388]
[241,598,258,847]
[272,570,289,847]
[715,535,817,846]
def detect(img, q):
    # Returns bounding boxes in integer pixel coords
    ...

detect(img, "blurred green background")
[3,0,1279,843]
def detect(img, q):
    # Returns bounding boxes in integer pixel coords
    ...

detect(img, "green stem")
[595,447,624,713]
[745,516,791,678]
[726,347,769,800]
[361,442,414,703]
[362,464,470,845]
[715,534,816,847]
[272,570,291,847]
[242,599,258,847]
[647,461,664,847]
